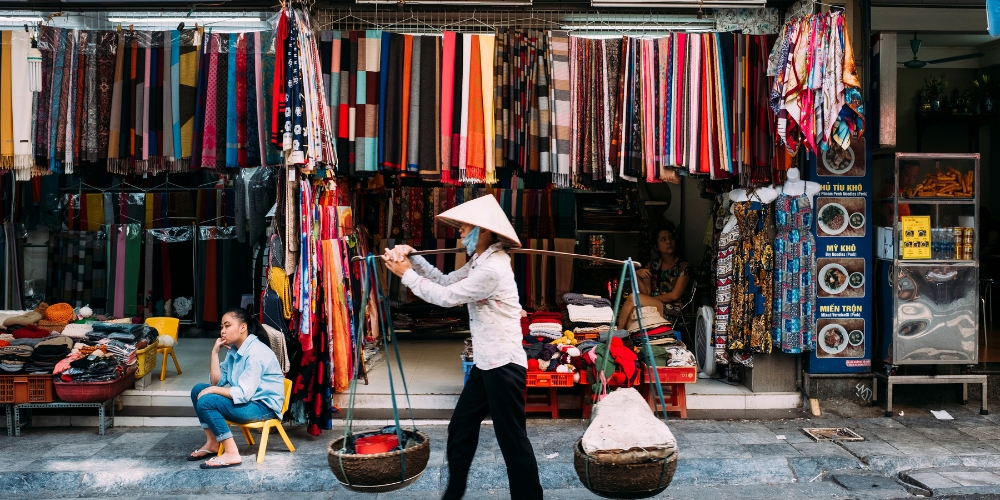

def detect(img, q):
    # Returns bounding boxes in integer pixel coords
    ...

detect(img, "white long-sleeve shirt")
[401,243,528,371]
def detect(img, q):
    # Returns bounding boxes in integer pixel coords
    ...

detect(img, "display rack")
[874,153,986,416]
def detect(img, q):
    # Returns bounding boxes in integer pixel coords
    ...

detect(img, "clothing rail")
[351,247,640,267]
[315,8,715,34]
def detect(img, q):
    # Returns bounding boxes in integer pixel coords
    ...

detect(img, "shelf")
[644,201,668,206]
[895,260,977,266]
[576,230,641,234]
[895,198,976,205]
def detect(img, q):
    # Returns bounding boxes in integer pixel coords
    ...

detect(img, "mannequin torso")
[778,168,822,204]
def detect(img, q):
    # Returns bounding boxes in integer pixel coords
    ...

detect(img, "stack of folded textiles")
[0,344,33,374]
[564,294,618,339]
[527,312,564,340]
[26,336,74,374]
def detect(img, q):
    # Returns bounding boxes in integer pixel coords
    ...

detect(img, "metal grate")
[802,427,865,442]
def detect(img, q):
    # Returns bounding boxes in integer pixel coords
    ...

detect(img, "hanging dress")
[714,219,738,365]
[727,199,773,364]
[771,192,816,353]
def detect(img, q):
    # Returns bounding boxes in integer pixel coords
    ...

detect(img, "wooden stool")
[524,387,560,419]
[639,366,696,419]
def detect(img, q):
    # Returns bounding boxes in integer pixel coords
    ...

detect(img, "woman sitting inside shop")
[617,224,692,330]
[188,308,284,469]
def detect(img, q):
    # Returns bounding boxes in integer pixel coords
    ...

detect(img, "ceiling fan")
[902,33,983,69]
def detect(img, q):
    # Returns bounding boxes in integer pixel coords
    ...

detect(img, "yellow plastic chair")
[145,317,181,381]
[219,378,296,463]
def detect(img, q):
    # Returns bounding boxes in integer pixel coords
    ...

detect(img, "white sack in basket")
[582,388,677,455]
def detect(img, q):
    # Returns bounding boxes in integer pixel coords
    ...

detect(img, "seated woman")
[617,226,691,330]
[188,308,285,469]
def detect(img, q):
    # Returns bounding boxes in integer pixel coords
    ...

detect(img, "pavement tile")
[836,441,906,457]
[679,431,738,445]
[903,471,963,490]
[743,443,802,457]
[41,442,109,458]
[830,472,911,496]
[956,425,1000,440]
[687,443,751,459]
[937,440,1000,456]
[671,457,795,486]
[909,426,977,441]
[789,442,856,458]
[727,432,780,445]
[937,470,1000,487]
[889,441,953,456]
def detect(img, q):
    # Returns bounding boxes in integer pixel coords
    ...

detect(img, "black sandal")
[187,449,217,461]
[200,457,242,469]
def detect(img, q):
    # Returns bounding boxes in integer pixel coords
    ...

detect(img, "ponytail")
[224,307,272,350]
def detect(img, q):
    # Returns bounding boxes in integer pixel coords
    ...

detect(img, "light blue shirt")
[216,335,284,418]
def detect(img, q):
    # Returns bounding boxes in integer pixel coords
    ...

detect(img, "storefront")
[0,0,879,430]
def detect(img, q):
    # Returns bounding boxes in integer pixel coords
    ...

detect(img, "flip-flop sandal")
[200,457,241,469]
[187,449,217,461]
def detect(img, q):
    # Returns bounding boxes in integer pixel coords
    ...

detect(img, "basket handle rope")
[339,254,419,483]
[591,259,670,426]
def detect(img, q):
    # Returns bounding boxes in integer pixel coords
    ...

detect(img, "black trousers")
[442,363,543,500]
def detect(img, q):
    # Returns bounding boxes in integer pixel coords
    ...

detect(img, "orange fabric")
[466,35,485,181]
[45,303,75,323]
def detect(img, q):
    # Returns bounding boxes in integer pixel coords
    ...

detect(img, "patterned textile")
[354,30,382,175]
[546,31,571,187]
[715,8,781,35]
[714,222,737,365]
[772,193,815,353]
[46,230,107,313]
[727,201,773,361]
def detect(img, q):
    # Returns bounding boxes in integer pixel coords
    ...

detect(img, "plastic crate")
[526,372,575,388]
[462,361,474,386]
[575,332,600,341]
[134,340,159,378]
[54,367,136,403]
[0,375,56,403]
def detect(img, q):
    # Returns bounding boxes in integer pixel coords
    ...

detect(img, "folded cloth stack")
[0,345,33,373]
[98,339,138,367]
[563,293,612,309]
[26,336,74,374]
[566,304,615,324]
[525,312,564,340]
[524,343,582,377]
[36,320,69,333]
[61,323,94,339]
[564,295,615,340]
[62,351,124,382]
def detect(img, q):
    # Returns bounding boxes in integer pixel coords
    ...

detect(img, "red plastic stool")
[524,386,560,419]
[639,366,697,419]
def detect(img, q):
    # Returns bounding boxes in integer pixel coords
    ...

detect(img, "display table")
[872,372,988,417]
[10,399,116,436]
[637,366,697,419]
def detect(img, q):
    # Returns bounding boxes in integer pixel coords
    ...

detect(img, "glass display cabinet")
[872,153,988,417]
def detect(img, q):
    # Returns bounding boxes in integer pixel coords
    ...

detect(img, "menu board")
[806,137,873,374]
[900,216,931,260]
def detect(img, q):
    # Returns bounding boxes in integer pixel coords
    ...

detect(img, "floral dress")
[649,259,689,316]
[772,192,816,353]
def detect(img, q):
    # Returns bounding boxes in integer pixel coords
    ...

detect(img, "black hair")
[223,307,272,350]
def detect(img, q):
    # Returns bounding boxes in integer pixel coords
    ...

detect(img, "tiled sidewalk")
[2,401,1000,498]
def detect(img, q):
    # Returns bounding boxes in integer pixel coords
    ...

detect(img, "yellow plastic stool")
[219,378,296,463]
[145,317,181,381]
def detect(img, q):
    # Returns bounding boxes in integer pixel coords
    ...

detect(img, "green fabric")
[589,343,617,396]
[123,223,143,317]
[640,345,670,367]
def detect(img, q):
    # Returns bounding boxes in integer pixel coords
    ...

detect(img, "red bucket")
[355,434,400,455]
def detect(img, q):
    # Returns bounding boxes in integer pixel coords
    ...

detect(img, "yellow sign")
[900,216,931,259]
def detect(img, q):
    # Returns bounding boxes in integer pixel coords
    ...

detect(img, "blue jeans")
[191,383,274,442]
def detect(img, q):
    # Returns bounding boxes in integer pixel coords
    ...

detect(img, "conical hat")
[435,195,522,248]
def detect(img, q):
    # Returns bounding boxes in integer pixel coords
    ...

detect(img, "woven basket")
[327,430,430,493]
[573,438,678,499]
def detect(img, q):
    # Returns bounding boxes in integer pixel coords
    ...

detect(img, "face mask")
[462,226,481,256]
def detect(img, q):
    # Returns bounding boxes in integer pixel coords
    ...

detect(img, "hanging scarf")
[1,31,15,169]
[547,31,571,187]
